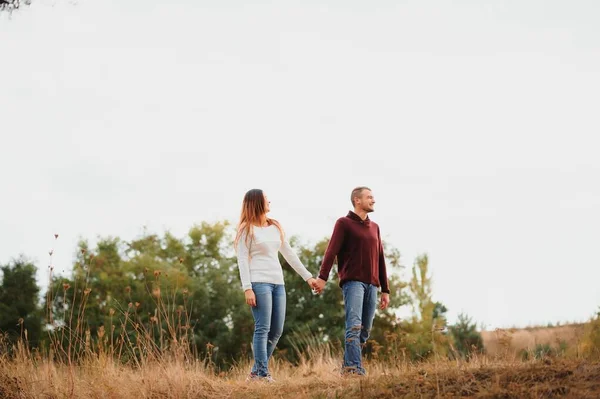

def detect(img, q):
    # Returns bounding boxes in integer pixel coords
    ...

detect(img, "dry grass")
[1,349,600,398]
[481,324,586,357]
[2,241,596,398]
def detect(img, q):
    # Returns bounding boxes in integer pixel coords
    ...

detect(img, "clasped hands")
[308,277,326,294]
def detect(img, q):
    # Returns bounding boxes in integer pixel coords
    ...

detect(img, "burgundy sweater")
[318,211,390,293]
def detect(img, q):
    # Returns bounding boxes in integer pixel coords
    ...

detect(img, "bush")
[580,309,600,360]
[448,313,484,359]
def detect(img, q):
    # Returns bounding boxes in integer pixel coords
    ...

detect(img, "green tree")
[182,222,252,364]
[368,245,411,353]
[43,222,251,368]
[433,301,448,320]
[0,257,42,347]
[39,221,412,368]
[43,237,132,360]
[448,313,483,359]
[401,254,449,360]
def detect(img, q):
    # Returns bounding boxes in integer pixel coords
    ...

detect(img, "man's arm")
[314,219,345,292]
[378,226,390,309]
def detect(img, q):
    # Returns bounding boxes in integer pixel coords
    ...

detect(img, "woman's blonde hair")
[234,189,284,253]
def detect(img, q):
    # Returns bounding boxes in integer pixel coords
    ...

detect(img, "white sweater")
[236,225,313,291]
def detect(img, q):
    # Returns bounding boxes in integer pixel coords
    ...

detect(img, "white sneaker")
[246,373,275,383]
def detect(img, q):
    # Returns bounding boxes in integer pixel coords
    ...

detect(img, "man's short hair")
[351,186,371,206]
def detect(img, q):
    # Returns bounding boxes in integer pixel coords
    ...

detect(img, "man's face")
[356,190,375,213]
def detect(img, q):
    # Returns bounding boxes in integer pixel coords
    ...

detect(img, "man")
[314,186,390,375]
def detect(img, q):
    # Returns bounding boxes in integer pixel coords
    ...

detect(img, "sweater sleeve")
[280,240,313,281]
[236,232,253,291]
[318,218,346,281]
[378,226,390,294]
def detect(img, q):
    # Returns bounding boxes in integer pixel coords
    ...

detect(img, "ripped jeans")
[342,281,378,375]
[250,283,286,377]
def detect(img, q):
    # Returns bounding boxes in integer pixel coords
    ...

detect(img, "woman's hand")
[244,289,256,307]
[307,277,317,293]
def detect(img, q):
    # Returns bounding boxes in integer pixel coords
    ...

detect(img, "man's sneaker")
[340,366,366,377]
[246,372,275,383]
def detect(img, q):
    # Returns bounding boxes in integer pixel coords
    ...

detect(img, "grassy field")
[2,347,600,398]
[2,262,597,398]
[481,323,587,358]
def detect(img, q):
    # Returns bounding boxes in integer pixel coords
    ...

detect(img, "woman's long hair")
[234,189,284,253]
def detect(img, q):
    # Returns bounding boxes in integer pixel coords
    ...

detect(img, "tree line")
[0,221,484,367]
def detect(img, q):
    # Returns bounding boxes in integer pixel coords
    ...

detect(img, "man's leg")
[360,284,379,347]
[342,281,366,375]
[250,283,273,377]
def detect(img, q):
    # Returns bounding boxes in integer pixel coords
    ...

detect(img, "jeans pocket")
[251,282,270,294]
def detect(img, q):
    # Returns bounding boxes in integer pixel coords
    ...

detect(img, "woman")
[234,189,316,382]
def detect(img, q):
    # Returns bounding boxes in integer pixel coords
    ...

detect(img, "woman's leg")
[266,284,286,362]
[250,283,273,377]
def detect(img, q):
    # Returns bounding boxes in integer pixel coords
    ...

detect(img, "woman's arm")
[280,239,314,281]
[236,232,253,291]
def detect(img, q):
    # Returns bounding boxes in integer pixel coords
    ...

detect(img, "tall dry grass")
[3,306,600,399]
[1,239,598,398]
[2,332,600,398]
[481,319,600,361]
[481,324,585,358]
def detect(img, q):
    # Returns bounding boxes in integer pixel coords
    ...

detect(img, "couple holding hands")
[235,186,390,382]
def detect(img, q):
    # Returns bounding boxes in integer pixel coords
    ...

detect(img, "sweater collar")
[347,211,371,224]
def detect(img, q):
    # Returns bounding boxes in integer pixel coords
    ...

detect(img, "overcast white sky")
[1,0,599,330]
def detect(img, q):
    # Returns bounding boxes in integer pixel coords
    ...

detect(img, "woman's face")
[264,194,271,213]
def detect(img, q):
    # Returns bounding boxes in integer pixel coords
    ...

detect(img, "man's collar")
[347,211,370,222]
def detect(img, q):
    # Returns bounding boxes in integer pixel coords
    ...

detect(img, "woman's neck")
[255,216,268,227]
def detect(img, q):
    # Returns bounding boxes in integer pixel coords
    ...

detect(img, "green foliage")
[25,221,413,368]
[581,307,600,360]
[520,343,561,361]
[0,257,42,347]
[7,222,600,368]
[448,313,484,359]
[365,254,448,363]
[433,302,448,320]
[367,244,410,356]
[400,254,449,360]
[43,222,253,367]
[41,221,411,368]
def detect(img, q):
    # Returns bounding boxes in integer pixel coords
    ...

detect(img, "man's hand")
[244,289,256,307]
[379,293,390,310]
[313,277,326,294]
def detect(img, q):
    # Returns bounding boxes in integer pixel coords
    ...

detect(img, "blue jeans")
[250,283,286,377]
[342,281,378,375]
